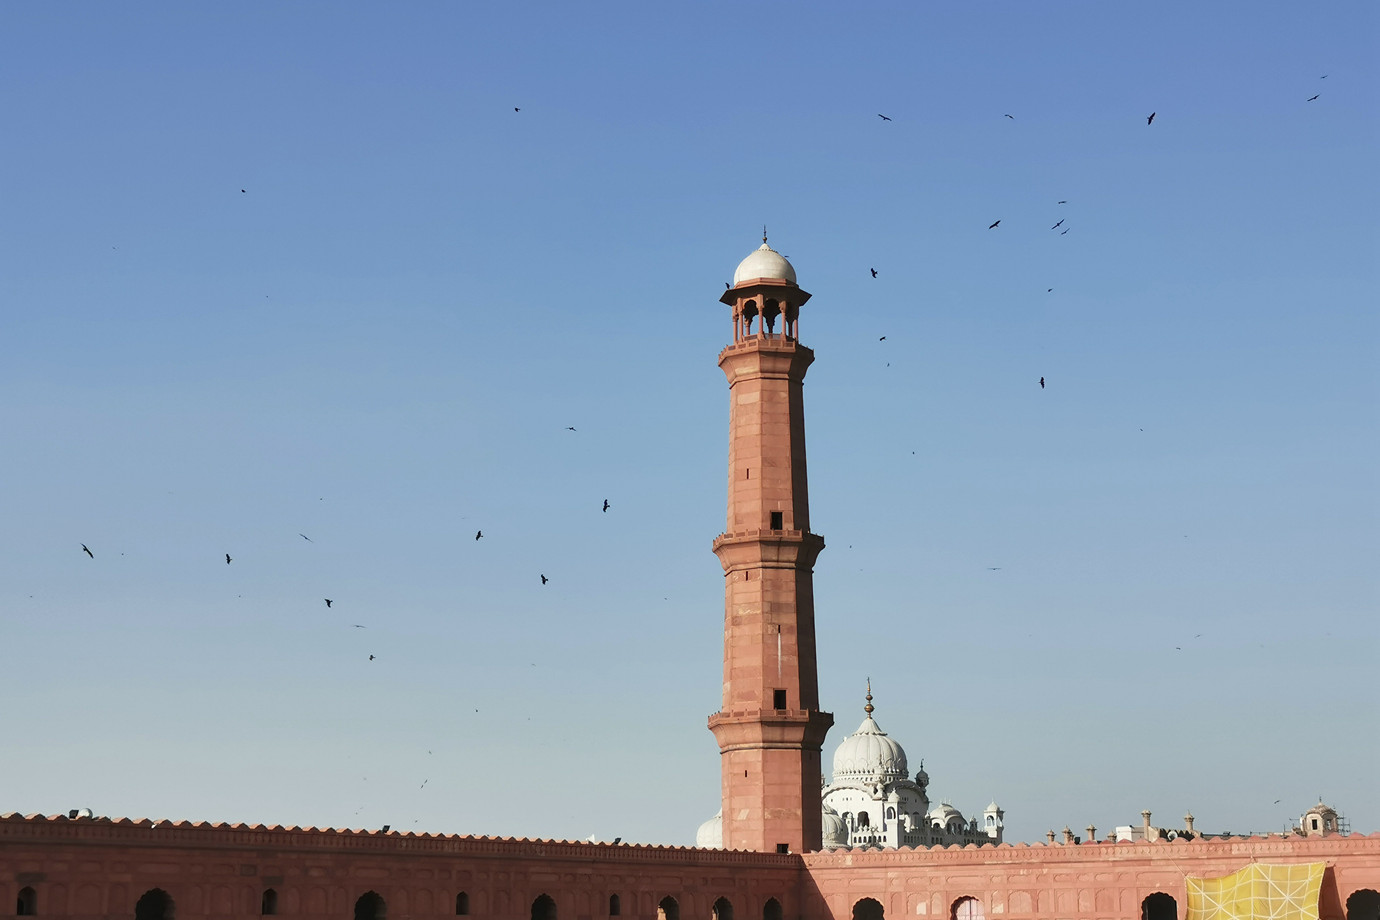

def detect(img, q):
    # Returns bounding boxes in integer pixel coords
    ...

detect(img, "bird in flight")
[225,553,232,564]
[1060,228,1069,235]
[475,530,483,540]
[1047,288,1053,293]
[1051,219,1065,230]
[540,574,548,585]
[725,282,731,290]
[324,599,333,608]
[514,107,520,112]
[240,189,246,193]
[299,533,313,542]
[1039,377,1045,389]
[369,654,375,661]
[877,114,891,121]
[81,544,94,558]
[987,567,1002,571]
[1147,112,1156,125]
[566,426,576,431]
[988,220,1001,229]
[602,499,610,512]
[1057,200,1068,204]
[1307,94,1320,101]
[870,268,877,278]
[352,624,366,629]
[878,336,886,341]
[1003,114,1014,119]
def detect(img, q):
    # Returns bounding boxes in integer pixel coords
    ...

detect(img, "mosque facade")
[4,241,1379,920]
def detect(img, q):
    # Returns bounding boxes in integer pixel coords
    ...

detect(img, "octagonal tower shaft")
[708,277,833,854]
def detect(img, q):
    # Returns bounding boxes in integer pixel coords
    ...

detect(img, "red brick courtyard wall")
[802,833,1380,920]
[0,815,798,920]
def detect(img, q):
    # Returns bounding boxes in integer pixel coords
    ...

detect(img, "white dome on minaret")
[830,683,908,781]
[732,237,797,285]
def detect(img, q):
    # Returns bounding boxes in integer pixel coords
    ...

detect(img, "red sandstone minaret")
[708,236,833,853]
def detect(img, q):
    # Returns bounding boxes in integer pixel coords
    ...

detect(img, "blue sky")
[2,2,1376,846]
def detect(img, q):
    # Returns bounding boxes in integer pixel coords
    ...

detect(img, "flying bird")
[1039,377,1045,389]
[1307,94,1320,101]
[352,624,366,629]
[299,533,313,542]
[1051,219,1064,230]
[988,220,1001,229]
[1060,229,1069,235]
[1003,114,1014,119]
[240,189,246,193]
[602,499,609,512]
[1057,200,1068,204]
[1047,288,1053,293]
[475,530,483,540]
[870,268,877,278]
[725,282,731,289]
[1147,112,1156,125]
[566,426,576,431]
[324,599,333,608]
[878,336,886,341]
[369,655,375,661]
[81,544,94,558]
[514,107,520,112]
[225,553,232,564]
[987,567,1002,571]
[540,574,548,585]
[877,114,891,121]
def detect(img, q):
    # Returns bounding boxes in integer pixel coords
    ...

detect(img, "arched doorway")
[852,899,884,920]
[456,893,470,916]
[17,887,37,917]
[355,892,386,920]
[608,895,620,918]
[763,899,782,920]
[532,895,557,920]
[713,898,734,920]
[1348,890,1380,920]
[135,889,174,920]
[261,889,278,916]
[1142,893,1177,920]
[952,898,984,920]
[658,897,679,920]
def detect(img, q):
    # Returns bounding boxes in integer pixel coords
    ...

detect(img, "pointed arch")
[531,895,557,920]
[762,899,782,920]
[1347,890,1380,920]
[712,898,733,920]
[261,890,278,916]
[354,892,386,920]
[608,895,620,918]
[455,893,469,917]
[135,889,174,920]
[951,898,984,920]
[657,897,679,920]
[17,888,37,917]
[851,899,882,920]
[1141,893,1176,920]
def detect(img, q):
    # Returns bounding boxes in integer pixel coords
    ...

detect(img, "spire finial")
[763,224,768,245]
[864,678,874,715]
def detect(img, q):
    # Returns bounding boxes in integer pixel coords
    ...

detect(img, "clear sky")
[2,2,1376,847]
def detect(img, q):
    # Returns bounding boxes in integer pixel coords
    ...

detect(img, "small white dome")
[831,714,909,780]
[695,809,722,848]
[821,803,848,849]
[732,242,797,285]
[928,802,965,823]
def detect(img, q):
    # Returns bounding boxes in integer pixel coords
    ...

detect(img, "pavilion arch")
[17,887,37,917]
[355,892,386,920]
[1347,890,1380,920]
[1141,892,1177,920]
[762,899,782,920]
[532,895,558,920]
[951,897,984,920]
[608,895,620,917]
[261,889,278,916]
[456,893,470,916]
[135,889,175,920]
[852,898,884,920]
[712,898,733,920]
[657,897,679,920]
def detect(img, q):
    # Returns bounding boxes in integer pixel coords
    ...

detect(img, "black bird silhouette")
[299,533,313,542]
[352,624,366,628]
[725,282,731,289]
[988,220,1000,229]
[81,544,93,558]
[566,426,576,431]
[475,530,483,540]
[514,107,520,112]
[1047,288,1053,293]
[987,567,1002,571]
[870,268,877,278]
[1320,75,1327,79]
[877,113,891,121]
[1061,229,1069,235]
[1051,219,1064,230]
[602,499,610,512]
[240,189,246,193]
[1307,94,1320,101]
[369,654,375,661]
[878,336,886,341]
[1057,200,1068,204]
[1003,114,1014,119]
[1147,112,1156,125]
[540,574,548,585]
[225,553,232,564]
[1039,377,1045,389]
[325,599,333,608]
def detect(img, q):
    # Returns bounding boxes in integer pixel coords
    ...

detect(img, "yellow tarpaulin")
[1186,862,1326,920]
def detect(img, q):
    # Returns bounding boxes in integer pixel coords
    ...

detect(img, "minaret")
[707,235,833,853]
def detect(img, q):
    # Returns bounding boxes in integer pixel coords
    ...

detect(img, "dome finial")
[864,678,874,715]
[762,224,768,245]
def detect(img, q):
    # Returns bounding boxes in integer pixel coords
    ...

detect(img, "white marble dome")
[732,241,797,285]
[831,713,909,780]
[821,803,848,849]
[695,809,722,848]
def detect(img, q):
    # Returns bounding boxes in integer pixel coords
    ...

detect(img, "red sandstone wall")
[802,834,1380,920]
[0,816,799,920]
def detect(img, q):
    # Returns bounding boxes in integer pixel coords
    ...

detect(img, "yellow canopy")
[1187,862,1326,920]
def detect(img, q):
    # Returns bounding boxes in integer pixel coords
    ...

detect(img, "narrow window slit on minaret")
[770,511,783,530]
[773,689,787,710]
